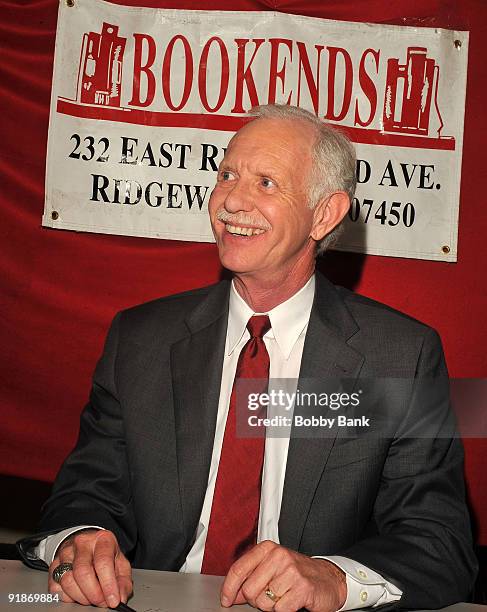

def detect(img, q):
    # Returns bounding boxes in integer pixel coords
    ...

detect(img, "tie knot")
[247,315,271,339]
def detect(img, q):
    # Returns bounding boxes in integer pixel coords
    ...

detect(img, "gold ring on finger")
[265,585,280,603]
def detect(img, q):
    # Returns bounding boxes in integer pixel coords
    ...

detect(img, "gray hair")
[248,104,356,254]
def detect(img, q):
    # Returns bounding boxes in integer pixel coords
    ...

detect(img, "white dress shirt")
[37,275,401,609]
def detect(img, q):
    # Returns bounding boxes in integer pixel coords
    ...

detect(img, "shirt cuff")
[35,525,105,566]
[313,555,402,610]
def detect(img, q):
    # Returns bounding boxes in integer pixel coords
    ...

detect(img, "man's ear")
[310,192,350,242]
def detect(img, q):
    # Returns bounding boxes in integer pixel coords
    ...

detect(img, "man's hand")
[48,529,133,608]
[221,541,347,611]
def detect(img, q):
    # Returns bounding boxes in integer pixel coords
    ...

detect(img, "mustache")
[216,209,271,230]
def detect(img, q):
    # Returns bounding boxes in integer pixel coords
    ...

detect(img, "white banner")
[43,0,469,261]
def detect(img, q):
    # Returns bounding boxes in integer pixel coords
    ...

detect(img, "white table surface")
[0,560,248,611]
[1,560,485,612]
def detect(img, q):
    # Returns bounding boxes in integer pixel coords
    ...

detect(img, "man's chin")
[218,252,260,275]
[216,233,274,276]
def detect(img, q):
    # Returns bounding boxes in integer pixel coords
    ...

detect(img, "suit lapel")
[171,281,230,550]
[279,274,364,550]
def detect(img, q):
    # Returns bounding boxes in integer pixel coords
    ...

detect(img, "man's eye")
[220,170,235,181]
[261,177,275,188]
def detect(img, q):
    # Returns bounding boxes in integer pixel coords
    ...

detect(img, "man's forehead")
[232,116,313,139]
[223,117,315,160]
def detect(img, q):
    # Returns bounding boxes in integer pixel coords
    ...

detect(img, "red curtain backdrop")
[1,0,486,542]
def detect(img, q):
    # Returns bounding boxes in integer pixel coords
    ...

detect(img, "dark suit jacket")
[18,273,477,608]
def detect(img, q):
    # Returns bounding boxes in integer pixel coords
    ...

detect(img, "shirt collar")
[227,274,315,360]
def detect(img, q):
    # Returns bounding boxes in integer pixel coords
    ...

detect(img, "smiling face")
[208,117,320,283]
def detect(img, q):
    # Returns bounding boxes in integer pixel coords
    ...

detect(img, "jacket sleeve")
[337,328,478,608]
[17,312,137,569]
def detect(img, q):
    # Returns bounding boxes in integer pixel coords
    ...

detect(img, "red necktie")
[201,315,271,576]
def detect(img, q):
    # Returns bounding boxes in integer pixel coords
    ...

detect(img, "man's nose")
[223,180,254,214]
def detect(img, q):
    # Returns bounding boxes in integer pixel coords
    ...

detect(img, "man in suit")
[18,104,476,611]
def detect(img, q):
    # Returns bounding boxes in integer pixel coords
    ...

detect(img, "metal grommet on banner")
[454,39,462,49]
[51,211,59,220]
[442,245,450,254]
[66,0,75,7]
